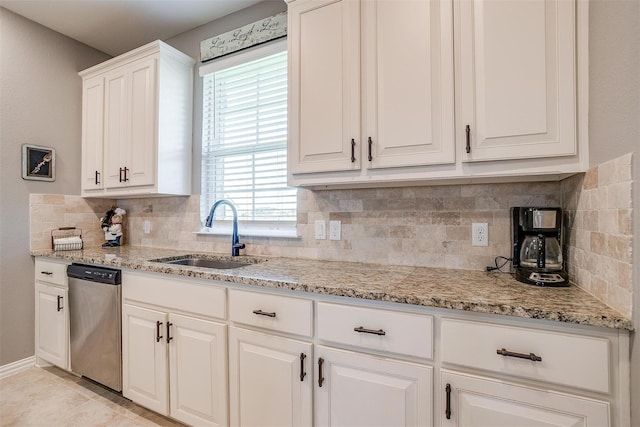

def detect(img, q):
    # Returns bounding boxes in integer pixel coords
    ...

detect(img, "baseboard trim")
[0,356,36,379]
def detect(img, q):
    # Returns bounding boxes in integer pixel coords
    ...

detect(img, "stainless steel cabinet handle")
[166,322,173,343]
[496,348,542,362]
[56,295,63,312]
[318,357,325,387]
[252,309,276,318]
[300,353,307,382]
[354,326,386,336]
[156,321,163,342]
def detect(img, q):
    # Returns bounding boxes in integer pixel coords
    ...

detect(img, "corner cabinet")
[287,0,589,189]
[79,40,194,197]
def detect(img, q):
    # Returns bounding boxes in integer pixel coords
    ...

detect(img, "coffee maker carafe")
[511,207,569,287]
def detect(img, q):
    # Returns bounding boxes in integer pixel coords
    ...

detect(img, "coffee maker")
[511,207,569,287]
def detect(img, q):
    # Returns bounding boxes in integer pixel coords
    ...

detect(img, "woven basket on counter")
[51,227,83,251]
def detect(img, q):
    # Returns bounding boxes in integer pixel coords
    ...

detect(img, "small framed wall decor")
[22,144,55,181]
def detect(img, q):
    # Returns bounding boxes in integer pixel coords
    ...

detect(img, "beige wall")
[165,0,287,196]
[0,8,109,365]
[588,0,640,422]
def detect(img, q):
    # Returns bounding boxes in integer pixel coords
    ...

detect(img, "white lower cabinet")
[316,345,433,427]
[35,282,69,370]
[441,370,609,427]
[122,303,227,427]
[228,326,313,427]
[34,258,70,370]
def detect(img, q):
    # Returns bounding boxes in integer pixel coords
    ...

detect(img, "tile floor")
[0,366,184,426]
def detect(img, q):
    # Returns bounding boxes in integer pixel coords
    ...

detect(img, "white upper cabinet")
[287,0,588,188]
[457,0,576,162]
[288,0,361,174]
[363,0,455,169]
[288,0,455,178]
[79,40,194,197]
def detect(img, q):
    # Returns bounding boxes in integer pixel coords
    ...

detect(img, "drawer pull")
[156,321,163,342]
[252,309,276,318]
[300,353,307,382]
[41,271,54,276]
[497,348,542,362]
[367,137,373,161]
[56,295,63,312]
[318,357,325,387]
[445,383,452,419]
[354,326,386,336]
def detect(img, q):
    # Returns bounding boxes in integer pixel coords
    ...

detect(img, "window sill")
[195,225,299,239]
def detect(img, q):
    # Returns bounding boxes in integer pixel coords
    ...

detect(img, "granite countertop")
[31,246,633,331]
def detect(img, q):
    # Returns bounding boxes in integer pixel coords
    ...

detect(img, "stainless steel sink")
[164,258,252,269]
[150,255,265,270]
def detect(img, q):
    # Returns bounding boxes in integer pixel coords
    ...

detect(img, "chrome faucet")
[205,199,245,256]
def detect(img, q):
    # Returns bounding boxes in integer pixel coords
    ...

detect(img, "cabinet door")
[363,0,454,168]
[229,326,312,427]
[441,370,610,427]
[127,56,157,187]
[457,0,576,161]
[104,67,130,188]
[81,75,105,192]
[122,304,168,415]
[169,314,228,427]
[288,0,361,174]
[35,283,69,370]
[316,345,432,427]
[103,57,157,189]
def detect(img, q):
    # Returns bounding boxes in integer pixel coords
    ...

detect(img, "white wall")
[588,0,640,422]
[0,7,109,365]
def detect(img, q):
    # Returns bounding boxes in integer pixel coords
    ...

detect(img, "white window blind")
[200,47,296,225]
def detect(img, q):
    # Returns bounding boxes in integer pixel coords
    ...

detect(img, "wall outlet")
[329,220,341,240]
[472,223,489,246]
[315,220,326,240]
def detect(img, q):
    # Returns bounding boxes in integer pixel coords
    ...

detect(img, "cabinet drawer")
[228,289,313,337]
[441,318,610,393]
[123,272,226,319]
[35,258,68,287]
[317,302,433,359]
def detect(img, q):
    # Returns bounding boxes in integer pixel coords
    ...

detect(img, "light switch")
[329,220,341,240]
[315,220,326,240]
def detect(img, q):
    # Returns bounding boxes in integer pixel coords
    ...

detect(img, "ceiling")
[0,0,264,57]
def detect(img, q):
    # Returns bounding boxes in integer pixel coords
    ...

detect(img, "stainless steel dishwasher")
[67,263,122,392]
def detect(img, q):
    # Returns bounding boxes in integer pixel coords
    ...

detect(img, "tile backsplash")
[29,153,633,317]
[562,153,634,318]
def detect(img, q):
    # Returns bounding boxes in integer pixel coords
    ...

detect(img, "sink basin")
[164,258,252,269]
[150,255,265,270]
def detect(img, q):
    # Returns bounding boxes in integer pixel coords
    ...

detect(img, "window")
[200,41,296,234]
